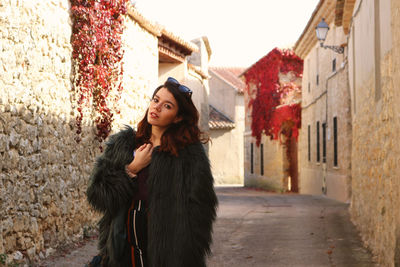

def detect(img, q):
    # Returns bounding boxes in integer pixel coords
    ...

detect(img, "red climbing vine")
[270,103,302,140]
[244,48,303,146]
[70,0,128,144]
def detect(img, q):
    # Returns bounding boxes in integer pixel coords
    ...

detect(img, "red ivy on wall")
[70,0,128,144]
[244,48,303,146]
[270,103,302,140]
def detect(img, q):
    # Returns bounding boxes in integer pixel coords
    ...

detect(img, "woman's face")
[147,87,181,130]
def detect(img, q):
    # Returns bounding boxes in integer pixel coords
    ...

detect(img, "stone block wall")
[0,1,158,264]
[244,81,285,191]
[298,22,352,202]
[244,134,284,191]
[244,70,301,191]
[350,56,399,266]
[298,63,352,202]
[348,0,400,265]
[324,65,352,202]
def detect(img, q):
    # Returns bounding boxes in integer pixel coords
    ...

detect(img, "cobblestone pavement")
[38,187,376,267]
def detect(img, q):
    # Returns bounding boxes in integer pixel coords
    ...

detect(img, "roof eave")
[126,3,199,57]
[126,3,162,37]
[293,0,338,59]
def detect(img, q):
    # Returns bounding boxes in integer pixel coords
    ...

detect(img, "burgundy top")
[134,165,149,202]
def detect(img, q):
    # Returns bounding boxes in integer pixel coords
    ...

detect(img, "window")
[332,58,336,72]
[308,125,311,161]
[333,117,338,166]
[374,0,381,101]
[316,121,320,162]
[322,123,326,163]
[250,143,254,174]
[260,144,264,176]
[316,74,319,86]
[307,58,311,92]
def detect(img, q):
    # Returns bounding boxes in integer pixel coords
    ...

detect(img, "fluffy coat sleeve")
[86,126,137,217]
[180,143,218,266]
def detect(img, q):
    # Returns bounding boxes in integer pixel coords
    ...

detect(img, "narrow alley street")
[207,187,375,267]
[39,187,376,267]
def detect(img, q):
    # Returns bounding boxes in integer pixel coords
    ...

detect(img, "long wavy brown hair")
[135,79,209,156]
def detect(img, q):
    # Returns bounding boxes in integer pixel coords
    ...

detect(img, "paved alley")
[39,187,375,267]
[207,187,375,267]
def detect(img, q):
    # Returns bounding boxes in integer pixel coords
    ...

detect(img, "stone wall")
[298,22,352,202]
[0,1,158,264]
[243,69,301,191]
[244,81,285,191]
[348,0,400,265]
[244,134,284,191]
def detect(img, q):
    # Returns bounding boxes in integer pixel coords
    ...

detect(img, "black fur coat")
[87,126,218,267]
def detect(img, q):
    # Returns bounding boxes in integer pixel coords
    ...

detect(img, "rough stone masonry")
[0,0,158,264]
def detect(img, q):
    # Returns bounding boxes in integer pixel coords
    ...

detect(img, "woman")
[86,77,218,267]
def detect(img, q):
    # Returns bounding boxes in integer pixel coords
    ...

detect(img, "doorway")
[281,121,299,193]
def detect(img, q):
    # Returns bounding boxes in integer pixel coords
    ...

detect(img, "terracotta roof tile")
[160,28,199,53]
[210,67,246,94]
[209,105,235,130]
[127,4,162,36]
[335,0,345,26]
[188,63,210,79]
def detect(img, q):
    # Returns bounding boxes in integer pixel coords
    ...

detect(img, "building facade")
[294,0,352,203]
[208,67,245,185]
[241,49,302,192]
[346,0,400,265]
[187,37,213,136]
[295,0,400,265]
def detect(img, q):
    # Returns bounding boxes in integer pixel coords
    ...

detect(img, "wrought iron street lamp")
[315,18,344,54]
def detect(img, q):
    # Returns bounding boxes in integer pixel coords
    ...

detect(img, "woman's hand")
[125,143,153,178]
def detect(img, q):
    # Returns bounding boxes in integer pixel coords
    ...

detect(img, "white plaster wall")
[115,17,159,129]
[209,94,244,185]
[209,129,241,184]
[208,72,236,120]
[208,72,244,184]
[186,72,209,134]
[235,94,245,183]
[158,62,186,84]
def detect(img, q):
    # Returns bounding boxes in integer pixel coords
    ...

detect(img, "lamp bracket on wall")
[319,43,344,54]
[315,18,345,54]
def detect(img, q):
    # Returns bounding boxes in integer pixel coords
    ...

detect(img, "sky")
[134,0,320,68]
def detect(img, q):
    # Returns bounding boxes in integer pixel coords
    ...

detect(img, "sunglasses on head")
[167,77,193,97]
